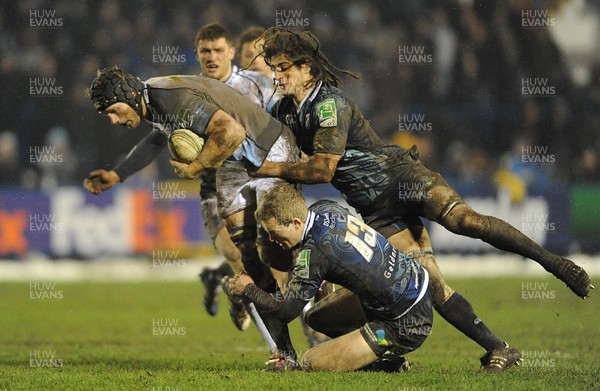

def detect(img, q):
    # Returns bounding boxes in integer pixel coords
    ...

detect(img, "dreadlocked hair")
[260,27,360,87]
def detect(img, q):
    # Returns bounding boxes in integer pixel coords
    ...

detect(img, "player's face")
[240,39,271,78]
[269,54,312,101]
[196,38,235,82]
[262,217,303,251]
[102,103,140,129]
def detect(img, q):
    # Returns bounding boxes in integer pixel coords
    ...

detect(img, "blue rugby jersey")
[243,200,429,322]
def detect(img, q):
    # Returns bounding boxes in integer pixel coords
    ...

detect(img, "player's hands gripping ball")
[168,129,204,163]
[168,129,205,179]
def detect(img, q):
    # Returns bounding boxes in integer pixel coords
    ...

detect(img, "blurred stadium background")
[1,0,600,278]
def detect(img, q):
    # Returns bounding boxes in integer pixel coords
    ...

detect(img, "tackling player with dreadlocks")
[247,27,593,372]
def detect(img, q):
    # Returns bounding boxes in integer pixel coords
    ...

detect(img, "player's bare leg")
[304,288,367,338]
[388,226,521,371]
[301,330,377,372]
[214,226,244,274]
[425,184,593,298]
[199,226,241,316]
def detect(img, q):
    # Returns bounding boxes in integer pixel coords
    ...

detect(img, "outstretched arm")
[84,129,166,195]
[230,274,307,323]
[252,152,341,184]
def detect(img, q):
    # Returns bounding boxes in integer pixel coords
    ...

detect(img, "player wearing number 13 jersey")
[247,26,592,372]
[273,199,430,322]
[229,185,432,371]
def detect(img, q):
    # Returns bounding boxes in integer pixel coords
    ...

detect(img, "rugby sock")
[462,215,561,272]
[258,310,297,360]
[436,292,503,351]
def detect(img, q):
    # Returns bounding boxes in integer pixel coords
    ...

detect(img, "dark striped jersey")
[270,82,411,214]
[244,200,428,322]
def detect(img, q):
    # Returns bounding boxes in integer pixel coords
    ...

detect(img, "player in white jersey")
[194,23,310,368]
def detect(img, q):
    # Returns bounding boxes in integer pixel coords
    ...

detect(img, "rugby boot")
[480,342,522,372]
[552,258,594,299]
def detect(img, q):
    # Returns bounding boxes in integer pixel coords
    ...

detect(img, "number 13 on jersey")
[345,215,377,262]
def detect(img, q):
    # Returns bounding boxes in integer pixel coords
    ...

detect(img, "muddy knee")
[409,250,455,307]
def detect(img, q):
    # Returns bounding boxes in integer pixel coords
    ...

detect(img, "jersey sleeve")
[113,128,167,181]
[242,240,326,323]
[285,241,326,302]
[312,95,351,155]
[179,90,220,136]
[150,88,219,137]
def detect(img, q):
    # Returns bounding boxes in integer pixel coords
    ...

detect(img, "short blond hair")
[255,186,307,226]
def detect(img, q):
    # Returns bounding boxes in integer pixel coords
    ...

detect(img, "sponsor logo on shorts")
[375,329,389,346]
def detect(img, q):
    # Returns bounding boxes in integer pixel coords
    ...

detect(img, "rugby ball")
[168,129,204,163]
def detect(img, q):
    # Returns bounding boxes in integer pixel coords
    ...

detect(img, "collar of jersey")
[301,210,316,243]
[297,81,322,114]
[224,65,239,84]
[141,82,158,123]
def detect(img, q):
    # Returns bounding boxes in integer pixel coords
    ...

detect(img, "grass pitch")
[0,276,599,390]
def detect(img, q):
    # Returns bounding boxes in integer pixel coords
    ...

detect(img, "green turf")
[0,277,598,390]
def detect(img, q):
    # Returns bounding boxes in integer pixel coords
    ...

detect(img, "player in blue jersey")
[230,185,432,371]
[249,27,593,371]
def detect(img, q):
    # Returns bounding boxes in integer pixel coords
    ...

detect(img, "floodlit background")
[1,2,600,390]
[1,0,599,269]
